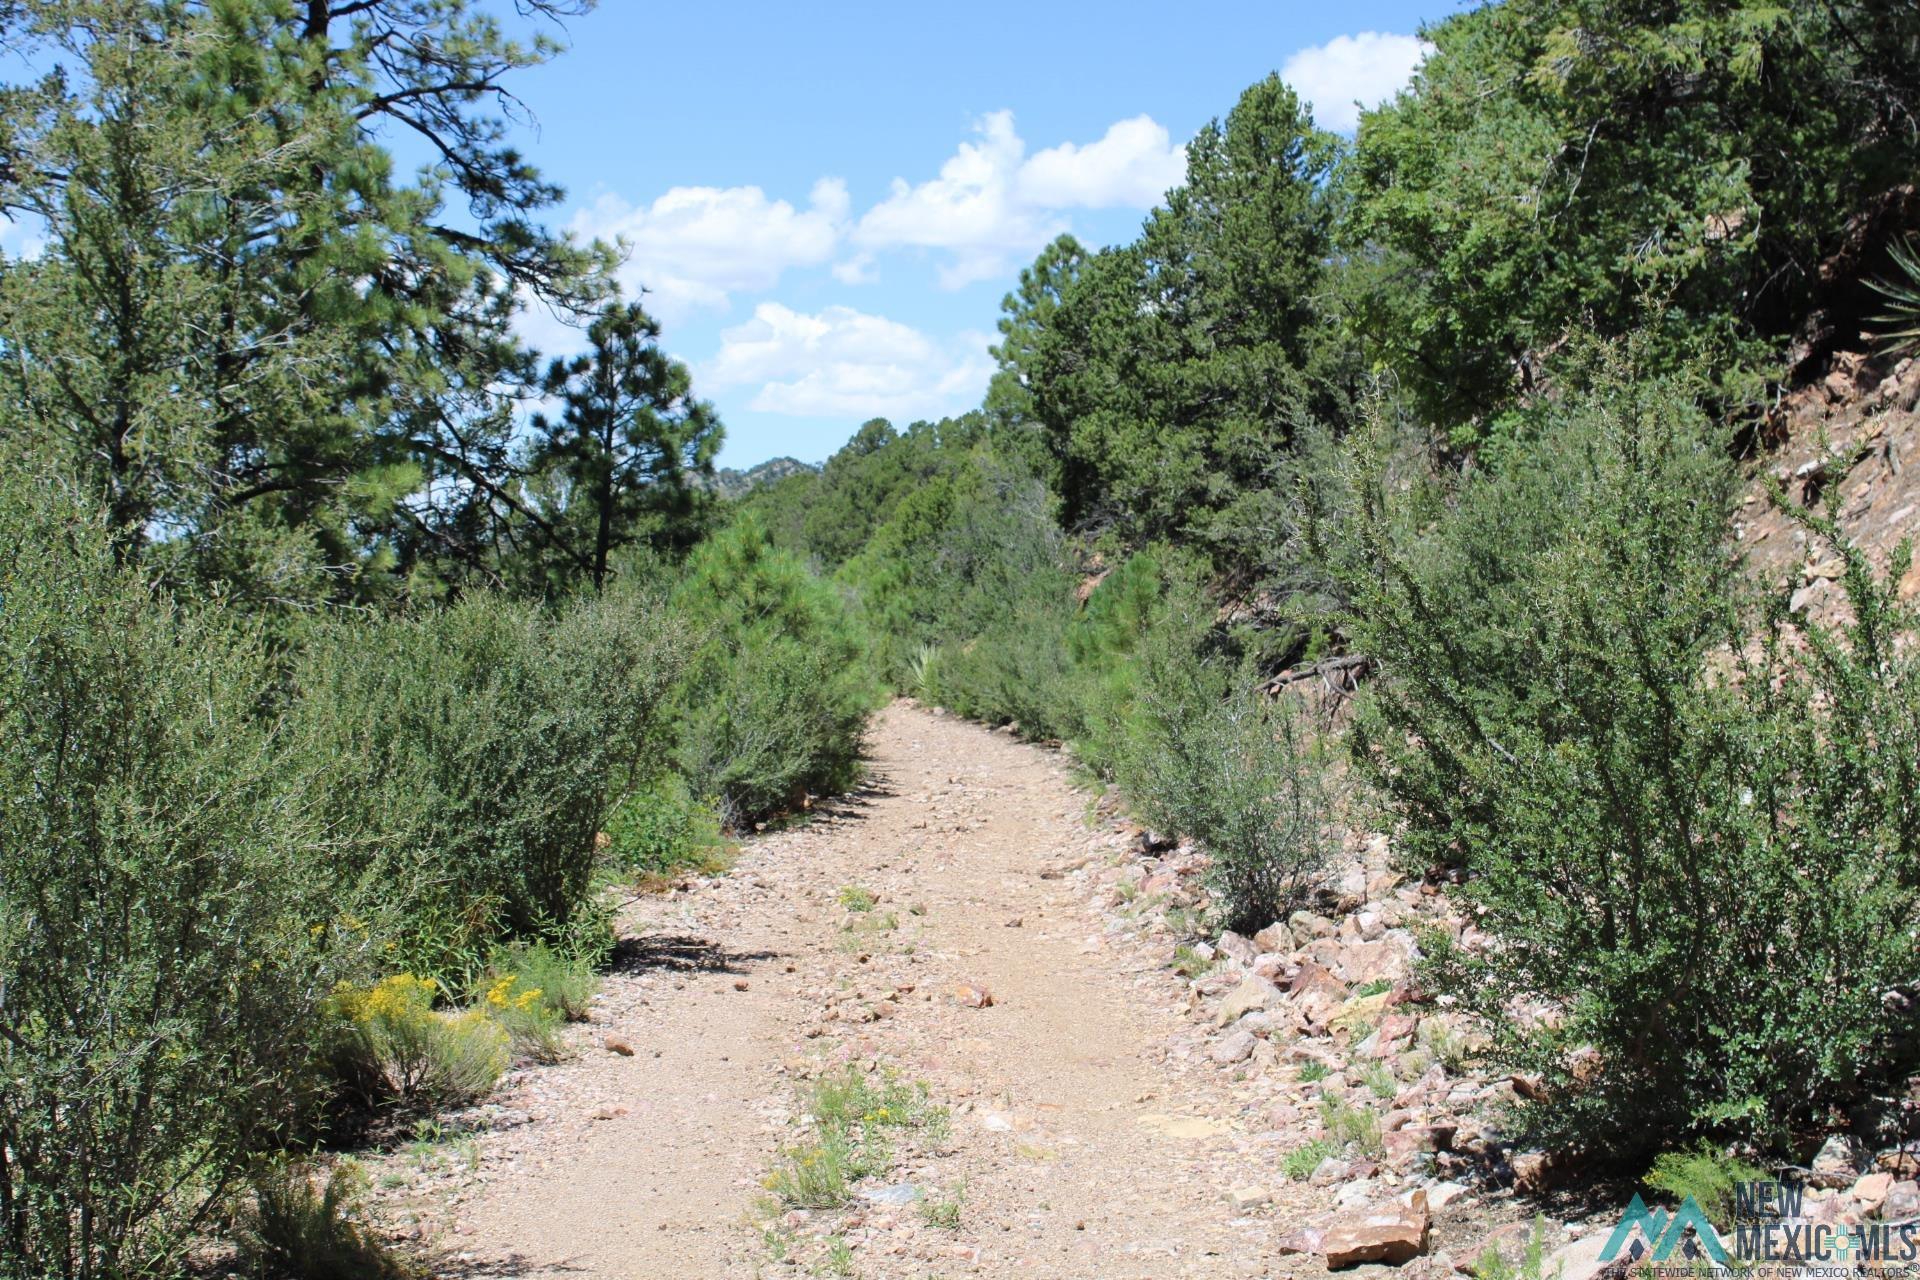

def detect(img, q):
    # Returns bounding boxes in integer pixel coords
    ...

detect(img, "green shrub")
[1063,550,1180,770]
[288,585,685,979]
[483,940,600,1023]
[1320,1096,1384,1156]
[602,773,727,878]
[1644,1143,1767,1227]
[839,451,1083,739]
[0,476,344,1275]
[476,941,597,1063]
[906,641,946,704]
[478,973,568,1064]
[670,518,877,826]
[1345,344,1920,1153]
[325,976,509,1114]
[1114,588,1331,933]
[238,1161,415,1280]
[1282,1139,1337,1180]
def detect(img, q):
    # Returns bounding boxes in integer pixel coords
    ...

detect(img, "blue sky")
[496,1,1458,466]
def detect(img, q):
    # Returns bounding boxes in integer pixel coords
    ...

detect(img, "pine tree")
[526,300,722,592]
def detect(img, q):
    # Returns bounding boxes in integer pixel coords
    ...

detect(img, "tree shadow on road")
[793,771,896,828]
[425,1252,591,1277]
[606,933,780,975]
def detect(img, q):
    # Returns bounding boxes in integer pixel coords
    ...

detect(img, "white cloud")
[1016,115,1185,209]
[1280,31,1430,133]
[831,252,879,285]
[568,177,849,323]
[854,111,1056,289]
[856,110,1184,289]
[705,302,992,420]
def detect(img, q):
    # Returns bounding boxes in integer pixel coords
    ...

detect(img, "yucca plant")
[907,642,945,704]
[1866,236,1920,355]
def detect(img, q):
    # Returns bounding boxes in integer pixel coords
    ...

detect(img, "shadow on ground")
[428,1251,590,1277]
[607,933,780,975]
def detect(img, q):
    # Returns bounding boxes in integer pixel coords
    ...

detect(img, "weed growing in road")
[1282,1139,1337,1181]
[919,1182,965,1230]
[819,1235,855,1275]
[837,910,900,954]
[766,1130,865,1209]
[764,1067,950,1210]
[838,885,877,912]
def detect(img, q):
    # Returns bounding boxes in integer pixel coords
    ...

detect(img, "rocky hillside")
[698,455,818,501]
[1085,797,1920,1280]
[1738,349,1920,622]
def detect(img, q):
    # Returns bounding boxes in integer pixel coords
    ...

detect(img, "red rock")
[951,981,994,1008]
[1341,937,1415,985]
[1253,921,1294,953]
[1509,1073,1549,1102]
[1291,961,1350,1023]
[1371,1013,1420,1057]
[1324,1191,1431,1269]
[604,1035,635,1056]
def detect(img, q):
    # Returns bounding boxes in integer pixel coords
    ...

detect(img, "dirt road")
[383,702,1300,1277]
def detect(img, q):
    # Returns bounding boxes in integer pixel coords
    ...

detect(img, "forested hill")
[6,1,1920,1274]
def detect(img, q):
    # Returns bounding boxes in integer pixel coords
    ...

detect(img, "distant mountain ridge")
[697,456,818,500]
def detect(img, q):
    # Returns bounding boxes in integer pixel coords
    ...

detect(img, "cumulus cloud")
[853,111,1057,289]
[705,302,993,420]
[1016,115,1186,209]
[856,110,1184,288]
[1280,31,1430,133]
[568,177,849,323]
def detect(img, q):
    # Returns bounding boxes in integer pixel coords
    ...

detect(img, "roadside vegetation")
[5,0,1920,1272]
